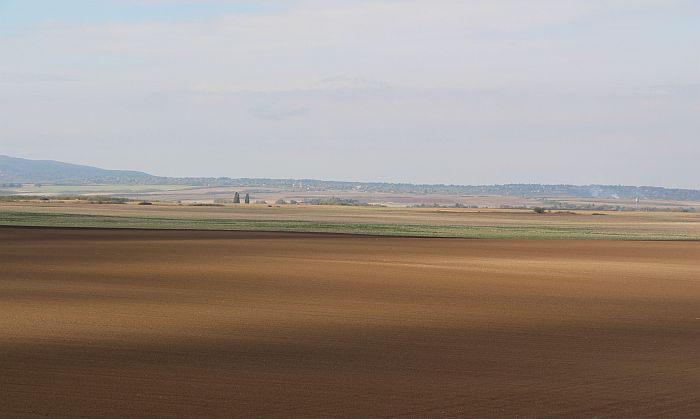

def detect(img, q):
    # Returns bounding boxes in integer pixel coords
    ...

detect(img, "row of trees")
[233,192,250,204]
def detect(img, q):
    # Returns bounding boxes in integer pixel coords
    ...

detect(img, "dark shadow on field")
[2,320,699,418]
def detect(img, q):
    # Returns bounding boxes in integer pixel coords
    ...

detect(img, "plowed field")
[1,228,698,417]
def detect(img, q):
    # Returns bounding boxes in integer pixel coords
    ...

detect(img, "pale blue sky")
[1,0,699,187]
[0,1,274,24]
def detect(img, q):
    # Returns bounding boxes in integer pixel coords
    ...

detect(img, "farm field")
[1,227,698,417]
[4,183,700,210]
[1,201,699,240]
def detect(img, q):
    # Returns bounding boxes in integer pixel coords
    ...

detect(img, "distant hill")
[0,155,153,184]
[2,155,699,202]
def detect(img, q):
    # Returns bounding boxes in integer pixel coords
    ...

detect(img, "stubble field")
[1,227,699,417]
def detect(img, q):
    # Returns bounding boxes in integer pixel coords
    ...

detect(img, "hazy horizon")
[2,1,699,189]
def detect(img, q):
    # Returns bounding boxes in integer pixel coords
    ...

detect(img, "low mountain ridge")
[0,155,152,183]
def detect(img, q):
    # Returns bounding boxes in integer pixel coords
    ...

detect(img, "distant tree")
[275,199,287,205]
[244,193,250,204]
[233,192,240,204]
[533,207,545,214]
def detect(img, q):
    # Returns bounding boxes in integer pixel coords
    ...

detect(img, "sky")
[1,0,699,188]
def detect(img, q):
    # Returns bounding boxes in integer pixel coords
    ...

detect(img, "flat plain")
[1,227,699,417]
[2,201,700,240]
[5,183,700,211]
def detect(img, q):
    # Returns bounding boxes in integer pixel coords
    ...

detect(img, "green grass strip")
[1,211,698,240]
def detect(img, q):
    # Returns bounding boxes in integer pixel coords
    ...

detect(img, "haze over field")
[2,0,699,187]
[4,154,700,206]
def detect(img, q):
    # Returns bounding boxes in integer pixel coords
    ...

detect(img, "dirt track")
[1,228,699,417]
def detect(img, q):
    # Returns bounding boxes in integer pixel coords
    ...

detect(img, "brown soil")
[1,227,698,418]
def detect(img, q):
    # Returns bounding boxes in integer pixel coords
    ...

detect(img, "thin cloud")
[0,0,698,187]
